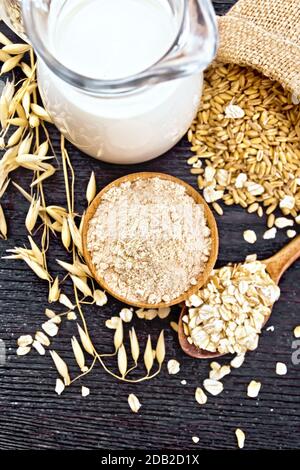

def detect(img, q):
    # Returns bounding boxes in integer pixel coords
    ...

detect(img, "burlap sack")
[217,0,300,96]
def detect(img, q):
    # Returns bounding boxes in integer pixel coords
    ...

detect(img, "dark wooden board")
[0,1,300,450]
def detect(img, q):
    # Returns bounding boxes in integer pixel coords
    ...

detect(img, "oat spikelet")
[1,54,23,74]
[3,43,31,55]
[114,319,123,351]
[18,134,32,157]
[79,211,85,235]
[38,141,49,157]
[50,350,71,386]
[0,95,8,129]
[7,117,27,127]
[129,327,139,363]
[20,61,33,78]
[77,324,94,356]
[0,204,7,239]
[71,275,92,298]
[13,182,32,203]
[71,336,88,372]
[144,335,154,375]
[170,321,178,332]
[25,197,40,233]
[28,236,44,266]
[155,330,165,366]
[61,217,71,251]
[56,259,86,277]
[117,344,127,378]
[48,276,60,303]
[55,378,65,395]
[23,256,50,281]
[7,126,23,147]
[0,32,12,46]
[29,113,39,128]
[128,394,141,413]
[59,293,74,310]
[30,103,52,123]
[22,91,31,118]
[67,216,83,254]
[86,171,96,205]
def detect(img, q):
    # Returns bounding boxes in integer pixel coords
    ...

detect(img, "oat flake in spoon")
[87,177,211,305]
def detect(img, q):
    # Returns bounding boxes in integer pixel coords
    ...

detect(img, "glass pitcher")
[3,0,218,164]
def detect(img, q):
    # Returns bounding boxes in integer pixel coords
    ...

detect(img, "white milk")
[37,0,203,163]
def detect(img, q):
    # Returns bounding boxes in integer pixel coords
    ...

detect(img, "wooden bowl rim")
[82,172,219,309]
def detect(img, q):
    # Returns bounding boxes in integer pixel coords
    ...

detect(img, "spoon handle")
[265,235,300,284]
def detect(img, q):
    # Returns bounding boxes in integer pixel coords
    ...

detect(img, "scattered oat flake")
[67,311,77,320]
[294,326,300,338]
[158,307,171,319]
[170,321,178,332]
[276,362,287,376]
[81,386,90,397]
[275,217,294,228]
[136,308,145,319]
[94,290,107,306]
[266,325,274,332]
[230,355,245,369]
[32,340,46,355]
[263,228,277,240]
[203,187,224,203]
[287,229,296,238]
[235,173,247,189]
[128,393,141,413]
[210,365,231,380]
[105,316,120,329]
[195,387,208,405]
[189,294,202,307]
[59,294,74,309]
[247,380,261,398]
[243,230,257,244]
[144,309,158,320]
[245,254,257,262]
[279,195,295,210]
[225,103,245,119]
[55,378,65,396]
[119,308,133,323]
[42,320,59,337]
[181,380,187,385]
[203,379,223,396]
[292,93,300,105]
[17,334,33,347]
[192,436,200,444]
[35,331,50,347]
[45,308,56,319]
[17,346,31,356]
[235,428,245,449]
[167,359,180,375]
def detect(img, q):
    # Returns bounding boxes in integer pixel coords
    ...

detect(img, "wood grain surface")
[0,1,300,450]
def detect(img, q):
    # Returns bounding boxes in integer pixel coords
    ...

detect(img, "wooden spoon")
[178,235,300,359]
[82,172,219,309]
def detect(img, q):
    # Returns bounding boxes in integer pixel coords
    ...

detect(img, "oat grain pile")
[87,177,211,304]
[188,64,300,227]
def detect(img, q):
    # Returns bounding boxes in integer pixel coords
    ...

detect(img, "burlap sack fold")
[217,0,300,96]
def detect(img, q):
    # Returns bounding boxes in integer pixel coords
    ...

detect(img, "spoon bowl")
[82,172,219,309]
[178,235,300,359]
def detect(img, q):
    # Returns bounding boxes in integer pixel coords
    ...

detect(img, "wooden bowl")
[82,172,219,309]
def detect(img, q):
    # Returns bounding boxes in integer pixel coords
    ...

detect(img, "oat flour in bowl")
[87,176,212,305]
